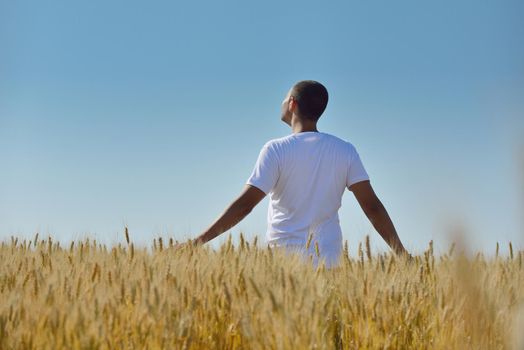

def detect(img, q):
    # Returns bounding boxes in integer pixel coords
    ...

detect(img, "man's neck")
[291,117,318,134]
[292,129,319,134]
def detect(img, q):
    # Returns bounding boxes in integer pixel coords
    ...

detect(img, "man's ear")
[288,97,297,112]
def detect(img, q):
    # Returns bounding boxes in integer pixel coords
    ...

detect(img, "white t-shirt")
[246,131,370,269]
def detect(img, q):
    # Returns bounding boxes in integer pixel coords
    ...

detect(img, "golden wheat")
[0,232,523,349]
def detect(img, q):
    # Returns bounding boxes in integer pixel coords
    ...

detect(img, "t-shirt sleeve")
[246,142,280,195]
[346,144,370,188]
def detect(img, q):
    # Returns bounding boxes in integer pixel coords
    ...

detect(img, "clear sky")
[1,0,523,256]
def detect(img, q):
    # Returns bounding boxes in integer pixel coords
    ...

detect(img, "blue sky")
[1,0,523,256]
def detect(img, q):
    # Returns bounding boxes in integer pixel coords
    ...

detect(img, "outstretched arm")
[349,180,409,256]
[190,184,266,246]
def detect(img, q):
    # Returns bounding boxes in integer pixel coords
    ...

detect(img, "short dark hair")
[290,80,329,121]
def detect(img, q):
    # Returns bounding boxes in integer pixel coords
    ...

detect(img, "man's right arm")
[348,180,410,257]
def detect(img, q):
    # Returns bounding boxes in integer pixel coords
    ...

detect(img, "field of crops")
[1,231,523,349]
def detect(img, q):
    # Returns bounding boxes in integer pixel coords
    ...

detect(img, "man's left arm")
[189,184,266,246]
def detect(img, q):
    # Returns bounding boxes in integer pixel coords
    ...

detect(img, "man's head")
[280,80,329,126]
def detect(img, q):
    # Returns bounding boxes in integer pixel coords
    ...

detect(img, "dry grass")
[0,231,523,349]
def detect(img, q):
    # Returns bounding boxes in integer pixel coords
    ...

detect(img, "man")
[179,80,410,268]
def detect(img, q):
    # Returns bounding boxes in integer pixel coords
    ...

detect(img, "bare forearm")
[365,204,408,255]
[193,202,251,245]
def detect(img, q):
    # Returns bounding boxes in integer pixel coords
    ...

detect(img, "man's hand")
[172,240,192,252]
[349,180,410,257]
[188,184,266,246]
[172,236,210,252]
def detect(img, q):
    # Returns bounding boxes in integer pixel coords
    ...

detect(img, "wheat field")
[0,231,523,349]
